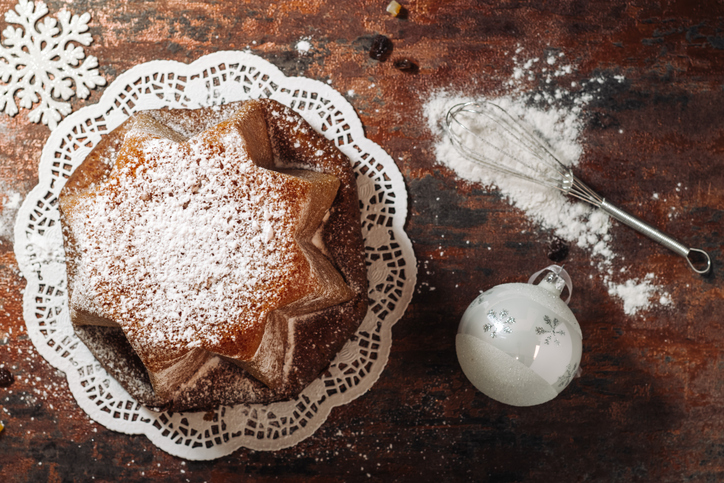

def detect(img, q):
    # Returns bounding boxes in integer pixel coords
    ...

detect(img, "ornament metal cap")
[528,264,573,304]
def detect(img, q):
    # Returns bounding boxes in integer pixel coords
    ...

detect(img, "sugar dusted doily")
[14,51,416,459]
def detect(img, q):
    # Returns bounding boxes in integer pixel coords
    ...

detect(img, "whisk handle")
[600,200,711,275]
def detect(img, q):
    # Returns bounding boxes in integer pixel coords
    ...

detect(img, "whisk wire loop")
[479,101,570,173]
[446,115,558,189]
[446,101,575,195]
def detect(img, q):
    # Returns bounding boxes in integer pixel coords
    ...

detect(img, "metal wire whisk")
[444,100,711,275]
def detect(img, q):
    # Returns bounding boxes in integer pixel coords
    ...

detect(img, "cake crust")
[59,99,368,411]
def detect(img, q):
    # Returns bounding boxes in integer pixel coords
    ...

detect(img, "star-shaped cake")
[59,100,368,409]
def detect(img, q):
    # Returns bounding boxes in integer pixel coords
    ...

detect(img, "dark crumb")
[393,58,418,72]
[0,368,14,388]
[547,237,569,263]
[369,35,393,61]
[395,7,409,20]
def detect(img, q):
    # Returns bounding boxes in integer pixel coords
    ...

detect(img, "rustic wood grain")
[1,0,724,481]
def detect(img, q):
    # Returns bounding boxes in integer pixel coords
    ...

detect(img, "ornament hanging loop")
[528,264,573,304]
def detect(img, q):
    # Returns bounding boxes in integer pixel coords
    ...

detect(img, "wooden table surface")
[1,1,724,481]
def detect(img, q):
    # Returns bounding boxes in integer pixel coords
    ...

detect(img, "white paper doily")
[14,51,416,460]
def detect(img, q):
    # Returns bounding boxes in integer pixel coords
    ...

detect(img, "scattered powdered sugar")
[0,186,22,243]
[296,38,312,54]
[608,273,671,315]
[19,224,65,270]
[608,274,671,315]
[424,48,668,316]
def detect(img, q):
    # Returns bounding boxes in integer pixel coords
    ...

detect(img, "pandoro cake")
[59,99,368,411]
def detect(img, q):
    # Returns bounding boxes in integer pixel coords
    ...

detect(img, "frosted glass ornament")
[456,265,582,407]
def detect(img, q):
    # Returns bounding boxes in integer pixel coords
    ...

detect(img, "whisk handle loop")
[600,200,711,275]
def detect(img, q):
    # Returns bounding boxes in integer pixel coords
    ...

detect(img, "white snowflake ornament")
[456,265,583,407]
[0,0,105,129]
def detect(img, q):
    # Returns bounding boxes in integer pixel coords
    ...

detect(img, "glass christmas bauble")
[456,265,582,406]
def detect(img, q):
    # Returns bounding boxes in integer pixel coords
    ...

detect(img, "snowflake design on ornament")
[0,0,106,129]
[483,309,515,338]
[555,362,578,389]
[536,315,566,346]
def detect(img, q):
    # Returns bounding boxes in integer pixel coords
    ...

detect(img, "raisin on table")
[369,35,393,61]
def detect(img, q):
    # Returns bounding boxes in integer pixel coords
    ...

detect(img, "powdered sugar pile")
[424,49,669,316]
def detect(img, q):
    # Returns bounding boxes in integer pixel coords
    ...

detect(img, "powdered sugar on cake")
[58,99,368,410]
[75,132,284,341]
[64,105,349,377]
